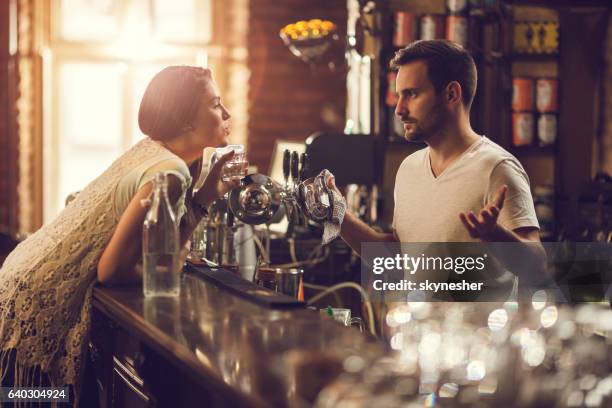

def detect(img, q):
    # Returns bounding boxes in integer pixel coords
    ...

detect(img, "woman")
[0,66,241,402]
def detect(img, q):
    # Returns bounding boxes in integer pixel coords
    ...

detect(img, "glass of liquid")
[143,253,181,297]
[142,172,181,297]
[209,144,248,182]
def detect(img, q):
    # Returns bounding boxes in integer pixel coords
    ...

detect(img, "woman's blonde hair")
[138,66,212,141]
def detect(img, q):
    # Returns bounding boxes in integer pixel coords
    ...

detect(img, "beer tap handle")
[282,149,291,187]
[290,151,299,185]
[299,153,308,182]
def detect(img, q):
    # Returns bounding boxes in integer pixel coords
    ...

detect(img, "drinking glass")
[321,308,365,332]
[209,144,248,182]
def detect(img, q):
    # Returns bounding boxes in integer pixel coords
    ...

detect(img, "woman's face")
[191,78,231,149]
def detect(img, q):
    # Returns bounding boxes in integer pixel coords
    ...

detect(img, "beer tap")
[284,151,299,237]
[280,150,310,238]
[282,149,291,193]
[296,152,310,230]
[299,153,308,183]
[291,151,299,188]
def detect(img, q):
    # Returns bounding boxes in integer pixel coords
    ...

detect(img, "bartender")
[330,40,547,285]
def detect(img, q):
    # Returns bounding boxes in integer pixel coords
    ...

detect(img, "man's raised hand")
[459,185,507,240]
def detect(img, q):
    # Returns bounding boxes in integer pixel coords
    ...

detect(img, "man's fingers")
[459,213,479,238]
[459,212,473,228]
[467,211,486,233]
[467,211,479,224]
[326,174,343,195]
[461,191,503,240]
[481,209,495,224]
[327,175,336,188]
[477,210,487,224]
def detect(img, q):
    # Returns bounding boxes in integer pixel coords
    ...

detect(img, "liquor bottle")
[143,172,181,297]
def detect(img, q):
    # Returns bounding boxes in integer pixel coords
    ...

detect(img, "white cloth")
[321,169,346,245]
[0,137,190,401]
[393,136,539,242]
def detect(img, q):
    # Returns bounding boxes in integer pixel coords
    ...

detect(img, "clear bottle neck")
[153,172,169,196]
[147,172,176,225]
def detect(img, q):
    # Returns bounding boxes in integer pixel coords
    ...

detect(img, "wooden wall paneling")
[0,1,10,232]
[14,0,44,234]
[0,0,20,237]
[247,0,347,175]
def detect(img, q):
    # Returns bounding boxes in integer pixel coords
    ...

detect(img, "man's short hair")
[390,40,477,110]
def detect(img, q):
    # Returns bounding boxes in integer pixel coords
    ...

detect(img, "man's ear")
[446,81,463,105]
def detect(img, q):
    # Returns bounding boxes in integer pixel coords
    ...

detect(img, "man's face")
[394,61,446,143]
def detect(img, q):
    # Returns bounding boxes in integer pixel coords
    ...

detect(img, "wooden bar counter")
[90,267,383,407]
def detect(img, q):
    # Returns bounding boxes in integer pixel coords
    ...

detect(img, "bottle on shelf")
[393,11,417,47]
[511,76,535,147]
[143,172,181,298]
[446,0,469,48]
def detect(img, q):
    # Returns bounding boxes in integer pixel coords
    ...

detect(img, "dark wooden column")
[557,9,608,217]
[0,0,19,238]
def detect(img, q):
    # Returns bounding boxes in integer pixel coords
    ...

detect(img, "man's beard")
[402,122,431,142]
[401,102,446,143]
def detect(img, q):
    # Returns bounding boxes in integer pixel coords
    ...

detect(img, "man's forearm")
[340,212,397,255]
[482,225,548,285]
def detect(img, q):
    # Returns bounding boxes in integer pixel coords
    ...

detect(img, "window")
[43,0,222,221]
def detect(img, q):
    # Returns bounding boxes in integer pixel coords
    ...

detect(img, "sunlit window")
[56,62,124,212]
[153,0,211,44]
[44,0,216,221]
[59,0,120,42]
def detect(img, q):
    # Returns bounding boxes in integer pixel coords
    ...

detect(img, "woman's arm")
[97,175,184,285]
[97,151,244,285]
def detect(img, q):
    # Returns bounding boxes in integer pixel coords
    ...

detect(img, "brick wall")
[602,12,612,175]
[247,0,347,174]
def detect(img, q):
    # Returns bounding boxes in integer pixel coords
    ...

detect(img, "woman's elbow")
[96,265,115,285]
[96,256,121,285]
[96,261,141,286]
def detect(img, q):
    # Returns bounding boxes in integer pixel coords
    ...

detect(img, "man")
[332,40,547,285]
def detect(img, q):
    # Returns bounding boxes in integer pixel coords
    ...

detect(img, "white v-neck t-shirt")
[392,136,539,242]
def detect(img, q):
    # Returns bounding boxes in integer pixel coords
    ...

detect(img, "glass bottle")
[143,172,181,297]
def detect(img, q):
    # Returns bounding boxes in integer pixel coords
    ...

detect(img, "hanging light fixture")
[279,19,339,64]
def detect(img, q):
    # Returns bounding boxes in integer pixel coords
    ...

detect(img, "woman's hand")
[192,151,247,208]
